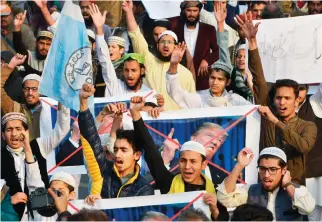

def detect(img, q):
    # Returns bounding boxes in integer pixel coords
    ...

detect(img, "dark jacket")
[247,183,303,221]
[56,139,84,166]
[168,17,219,91]
[298,96,322,178]
[1,140,49,220]
[78,109,154,198]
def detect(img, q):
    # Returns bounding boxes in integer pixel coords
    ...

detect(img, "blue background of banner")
[50,102,246,179]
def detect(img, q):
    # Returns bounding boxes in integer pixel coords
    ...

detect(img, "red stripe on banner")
[48,146,83,174]
[203,106,257,147]
[168,192,205,221]
[143,90,154,99]
[149,106,257,185]
[40,98,78,122]
[207,161,246,184]
[68,202,80,212]
[144,124,182,147]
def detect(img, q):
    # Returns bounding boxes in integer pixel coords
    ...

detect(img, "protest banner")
[43,95,260,185]
[142,0,181,19]
[68,191,210,221]
[256,14,322,83]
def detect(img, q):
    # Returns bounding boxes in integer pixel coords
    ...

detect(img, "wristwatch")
[283,182,293,190]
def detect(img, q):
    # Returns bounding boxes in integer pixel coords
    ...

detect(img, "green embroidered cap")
[123,53,145,65]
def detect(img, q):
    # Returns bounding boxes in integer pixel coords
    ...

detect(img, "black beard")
[184,15,200,26]
[36,48,47,60]
[84,16,93,27]
[126,76,143,91]
[25,101,40,110]
[156,50,171,62]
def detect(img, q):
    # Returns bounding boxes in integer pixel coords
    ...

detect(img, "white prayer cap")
[158,30,178,43]
[259,147,287,163]
[87,29,95,42]
[50,171,76,188]
[0,179,6,190]
[108,36,126,48]
[180,141,206,157]
[23,74,41,83]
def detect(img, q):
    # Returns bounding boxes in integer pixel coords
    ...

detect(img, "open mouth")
[183,172,193,177]
[279,107,287,113]
[115,159,123,165]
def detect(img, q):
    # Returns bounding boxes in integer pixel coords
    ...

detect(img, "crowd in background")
[1,0,322,221]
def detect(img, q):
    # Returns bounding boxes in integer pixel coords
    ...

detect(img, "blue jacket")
[247,183,303,221]
[78,109,154,198]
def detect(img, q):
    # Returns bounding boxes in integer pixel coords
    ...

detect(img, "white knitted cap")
[259,147,287,163]
[180,141,206,157]
[50,171,76,188]
[23,74,41,83]
[158,30,178,43]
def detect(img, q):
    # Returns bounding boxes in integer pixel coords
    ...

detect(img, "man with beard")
[12,10,52,75]
[216,147,316,221]
[89,4,151,97]
[1,3,36,53]
[80,0,111,43]
[149,19,196,81]
[123,0,196,111]
[1,54,53,141]
[169,0,219,91]
[308,0,322,14]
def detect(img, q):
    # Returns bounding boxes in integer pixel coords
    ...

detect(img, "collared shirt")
[267,187,280,220]
[184,22,199,57]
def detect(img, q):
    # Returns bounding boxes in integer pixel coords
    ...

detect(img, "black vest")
[1,140,49,219]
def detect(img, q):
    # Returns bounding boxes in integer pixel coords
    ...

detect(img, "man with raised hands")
[129,97,229,221]
[216,147,316,221]
[78,83,154,202]
[1,104,70,220]
[123,0,196,111]
[165,4,268,109]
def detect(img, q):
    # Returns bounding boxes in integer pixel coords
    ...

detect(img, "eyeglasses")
[159,40,175,45]
[23,87,38,92]
[257,166,281,175]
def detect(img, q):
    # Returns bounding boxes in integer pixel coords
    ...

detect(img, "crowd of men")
[1,0,322,221]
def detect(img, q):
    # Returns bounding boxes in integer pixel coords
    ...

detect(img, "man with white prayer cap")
[216,147,316,221]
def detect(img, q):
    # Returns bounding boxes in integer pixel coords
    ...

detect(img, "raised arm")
[22,130,45,192]
[89,4,124,96]
[166,43,203,109]
[33,0,56,27]
[36,103,70,158]
[130,97,174,194]
[1,54,27,114]
[78,84,109,176]
[235,12,268,105]
[215,2,231,66]
[216,148,252,208]
[123,0,152,59]
[12,11,29,60]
